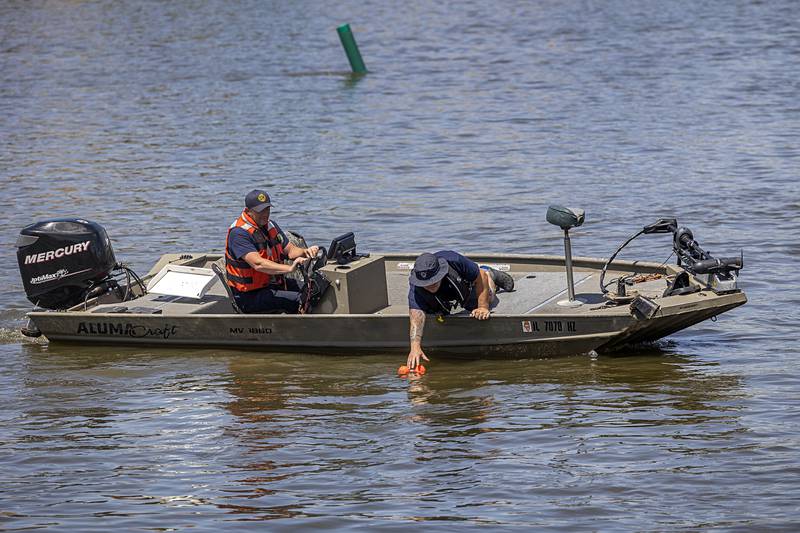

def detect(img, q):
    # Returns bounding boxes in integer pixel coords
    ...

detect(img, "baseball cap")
[245,189,273,212]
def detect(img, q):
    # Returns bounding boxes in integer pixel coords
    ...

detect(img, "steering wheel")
[299,247,327,314]
[300,247,327,283]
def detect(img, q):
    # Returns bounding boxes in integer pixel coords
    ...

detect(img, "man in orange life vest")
[225,190,320,313]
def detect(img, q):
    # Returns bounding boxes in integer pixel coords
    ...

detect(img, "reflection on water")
[2,334,794,528]
[187,350,748,525]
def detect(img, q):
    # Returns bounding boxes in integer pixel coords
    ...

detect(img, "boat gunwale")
[148,251,675,272]
[26,290,746,320]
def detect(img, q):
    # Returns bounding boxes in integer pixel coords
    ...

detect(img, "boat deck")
[379,270,579,315]
[82,253,672,317]
[373,269,667,316]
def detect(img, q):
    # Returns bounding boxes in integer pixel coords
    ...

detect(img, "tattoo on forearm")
[409,310,426,341]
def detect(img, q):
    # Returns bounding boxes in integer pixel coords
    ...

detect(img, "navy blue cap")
[245,190,273,212]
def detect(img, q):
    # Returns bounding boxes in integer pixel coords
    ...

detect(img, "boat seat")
[211,263,243,314]
[546,205,585,230]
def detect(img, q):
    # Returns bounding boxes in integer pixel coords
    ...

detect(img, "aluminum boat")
[17,207,746,358]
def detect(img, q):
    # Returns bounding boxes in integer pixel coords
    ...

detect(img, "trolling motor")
[600,218,743,296]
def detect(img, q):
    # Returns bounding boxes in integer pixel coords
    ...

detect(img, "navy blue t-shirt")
[408,250,480,314]
[228,221,289,261]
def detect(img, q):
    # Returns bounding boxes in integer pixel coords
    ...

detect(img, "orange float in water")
[397,365,410,376]
[415,364,427,375]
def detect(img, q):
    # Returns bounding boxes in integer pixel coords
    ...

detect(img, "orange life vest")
[225,210,286,292]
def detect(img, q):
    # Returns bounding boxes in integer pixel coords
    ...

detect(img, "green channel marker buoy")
[337,23,367,74]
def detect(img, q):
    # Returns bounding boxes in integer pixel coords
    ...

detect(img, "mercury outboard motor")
[16,218,118,310]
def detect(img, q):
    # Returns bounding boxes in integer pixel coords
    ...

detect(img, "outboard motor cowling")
[16,219,117,309]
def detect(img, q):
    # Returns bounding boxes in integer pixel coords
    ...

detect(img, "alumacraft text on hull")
[16,207,746,358]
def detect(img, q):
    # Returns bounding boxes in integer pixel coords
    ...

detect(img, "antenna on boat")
[546,205,585,307]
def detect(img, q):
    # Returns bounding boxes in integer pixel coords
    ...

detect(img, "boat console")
[312,254,388,314]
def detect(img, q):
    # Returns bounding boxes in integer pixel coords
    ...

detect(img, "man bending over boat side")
[225,189,320,314]
[407,251,514,368]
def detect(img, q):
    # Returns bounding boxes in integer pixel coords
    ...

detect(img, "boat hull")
[27,292,745,358]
